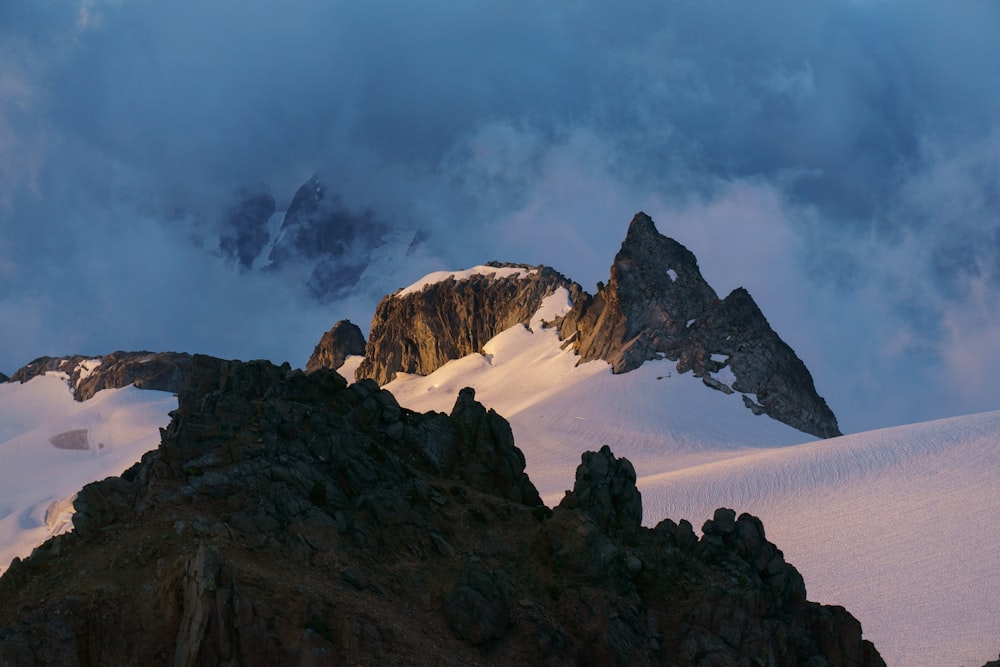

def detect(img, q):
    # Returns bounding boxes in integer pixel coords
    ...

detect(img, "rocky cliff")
[558,213,840,438]
[10,351,192,401]
[356,263,585,385]
[0,355,881,666]
[306,319,367,373]
[0,371,8,383]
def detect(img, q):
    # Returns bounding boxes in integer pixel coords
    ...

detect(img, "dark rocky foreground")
[0,355,882,666]
[9,351,192,401]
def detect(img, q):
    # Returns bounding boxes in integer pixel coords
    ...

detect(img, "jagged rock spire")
[559,212,841,438]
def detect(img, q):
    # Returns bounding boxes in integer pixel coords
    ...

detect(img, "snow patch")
[714,365,737,388]
[529,288,572,331]
[397,265,537,297]
[667,268,678,282]
[336,355,364,384]
[76,358,102,382]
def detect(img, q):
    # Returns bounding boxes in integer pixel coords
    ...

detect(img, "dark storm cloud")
[2,0,999,431]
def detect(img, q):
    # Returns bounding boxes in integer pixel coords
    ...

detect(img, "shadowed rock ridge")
[9,351,193,401]
[0,355,881,665]
[558,212,840,437]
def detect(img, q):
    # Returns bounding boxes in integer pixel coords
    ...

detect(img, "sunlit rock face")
[306,319,366,373]
[357,263,584,386]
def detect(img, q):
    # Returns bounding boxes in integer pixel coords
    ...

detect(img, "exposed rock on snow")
[0,355,882,665]
[356,263,585,385]
[10,351,192,401]
[306,319,366,373]
[558,212,840,438]
[0,371,8,383]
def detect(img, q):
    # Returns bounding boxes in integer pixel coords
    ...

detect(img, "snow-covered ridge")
[396,265,538,297]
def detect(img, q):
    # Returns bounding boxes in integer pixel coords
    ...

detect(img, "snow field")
[0,376,176,575]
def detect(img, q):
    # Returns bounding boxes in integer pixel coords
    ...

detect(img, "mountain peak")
[559,212,840,438]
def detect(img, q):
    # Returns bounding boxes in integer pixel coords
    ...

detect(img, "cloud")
[2,0,1000,430]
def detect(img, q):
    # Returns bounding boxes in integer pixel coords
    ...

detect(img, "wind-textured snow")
[383,289,1000,667]
[0,375,175,575]
[395,265,537,297]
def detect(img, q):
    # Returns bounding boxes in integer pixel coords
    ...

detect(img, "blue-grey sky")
[1,0,999,433]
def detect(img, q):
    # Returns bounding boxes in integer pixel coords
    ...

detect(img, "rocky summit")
[0,355,882,666]
[306,319,366,373]
[9,351,192,402]
[356,263,585,385]
[558,212,840,438]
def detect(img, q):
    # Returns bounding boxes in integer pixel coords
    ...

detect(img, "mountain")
[0,355,882,666]
[2,212,997,665]
[349,213,838,438]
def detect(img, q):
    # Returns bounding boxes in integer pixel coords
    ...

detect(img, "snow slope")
[0,375,175,575]
[379,289,1000,667]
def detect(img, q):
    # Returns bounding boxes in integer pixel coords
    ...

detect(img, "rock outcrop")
[559,212,841,438]
[267,175,386,300]
[306,319,366,373]
[10,351,192,401]
[0,355,882,665]
[356,263,584,385]
[0,371,8,383]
